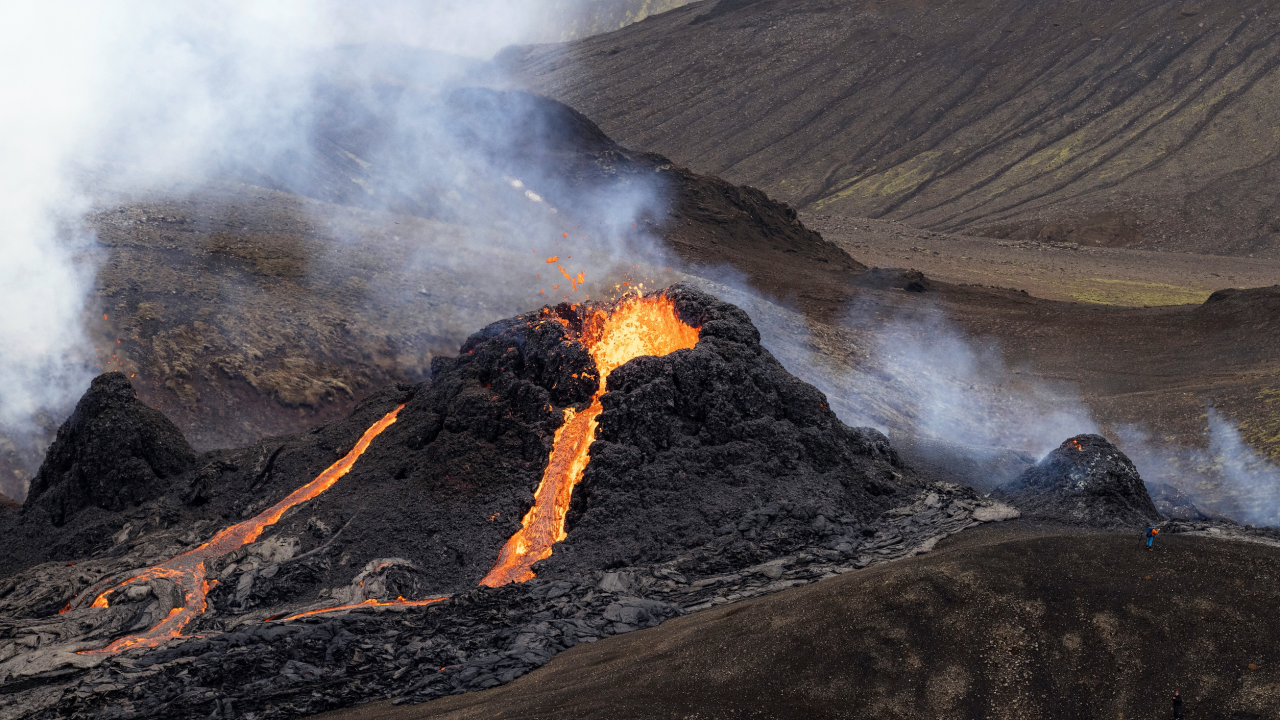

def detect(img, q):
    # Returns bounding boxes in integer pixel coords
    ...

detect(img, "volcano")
[0,285,1015,719]
[993,434,1160,529]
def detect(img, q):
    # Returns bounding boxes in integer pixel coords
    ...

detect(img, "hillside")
[0,87,849,502]
[512,0,1280,255]
[314,522,1280,720]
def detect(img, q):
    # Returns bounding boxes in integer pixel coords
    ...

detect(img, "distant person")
[1172,688,1182,718]
[1146,525,1160,551]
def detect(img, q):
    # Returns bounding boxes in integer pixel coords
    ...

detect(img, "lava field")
[0,285,1023,719]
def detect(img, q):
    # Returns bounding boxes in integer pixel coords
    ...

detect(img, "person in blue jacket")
[1146,525,1160,551]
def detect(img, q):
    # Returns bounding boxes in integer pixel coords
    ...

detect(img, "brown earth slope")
[314,522,1280,720]
[511,0,1280,255]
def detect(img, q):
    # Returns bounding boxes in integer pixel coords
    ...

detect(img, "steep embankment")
[512,0,1280,255]
[313,523,1280,720]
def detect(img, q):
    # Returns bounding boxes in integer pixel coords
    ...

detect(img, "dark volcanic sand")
[311,522,1280,720]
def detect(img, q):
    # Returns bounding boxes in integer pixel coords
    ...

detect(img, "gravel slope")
[311,522,1280,720]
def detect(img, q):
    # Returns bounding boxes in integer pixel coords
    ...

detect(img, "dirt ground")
[311,522,1280,720]
[512,0,1280,257]
[807,212,1280,307]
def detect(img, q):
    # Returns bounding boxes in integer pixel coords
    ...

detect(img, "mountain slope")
[0,87,848,502]
[312,522,1280,720]
[511,0,1280,254]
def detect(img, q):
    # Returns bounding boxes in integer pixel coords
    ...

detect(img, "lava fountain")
[480,293,700,587]
[68,406,405,653]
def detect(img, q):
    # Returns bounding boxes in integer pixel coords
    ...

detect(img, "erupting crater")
[66,406,405,654]
[480,292,700,587]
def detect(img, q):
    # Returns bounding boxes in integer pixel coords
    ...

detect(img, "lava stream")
[270,596,447,623]
[72,405,404,654]
[480,294,699,587]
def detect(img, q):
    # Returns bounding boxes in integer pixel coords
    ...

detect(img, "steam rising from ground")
[704,280,1097,459]
[858,309,1099,457]
[1118,410,1280,526]
[0,1,679,497]
[705,279,1280,524]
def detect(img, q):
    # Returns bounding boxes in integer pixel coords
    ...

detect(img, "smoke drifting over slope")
[0,2,690,497]
[705,281,1098,460]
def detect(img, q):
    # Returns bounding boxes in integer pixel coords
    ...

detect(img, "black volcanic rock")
[24,373,196,526]
[0,287,1020,720]
[189,284,914,607]
[544,284,910,575]
[993,434,1159,529]
[1147,482,1208,522]
[292,283,912,594]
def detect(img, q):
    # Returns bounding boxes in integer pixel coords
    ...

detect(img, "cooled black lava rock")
[1147,482,1209,522]
[543,284,911,575]
[993,434,1159,529]
[0,286,966,720]
[204,307,602,603]
[24,372,196,526]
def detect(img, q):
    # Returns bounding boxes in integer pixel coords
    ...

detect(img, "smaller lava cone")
[24,372,196,526]
[993,434,1158,529]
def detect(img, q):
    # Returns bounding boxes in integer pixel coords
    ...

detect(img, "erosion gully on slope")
[67,292,700,653]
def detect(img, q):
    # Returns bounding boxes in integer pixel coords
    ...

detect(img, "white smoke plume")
[862,308,1100,457]
[1118,409,1280,526]
[0,1,680,498]
[693,278,1099,462]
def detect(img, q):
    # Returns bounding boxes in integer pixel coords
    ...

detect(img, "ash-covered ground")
[0,286,1020,720]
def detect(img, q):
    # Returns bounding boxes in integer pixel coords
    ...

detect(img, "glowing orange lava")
[71,406,404,654]
[270,595,447,623]
[479,294,699,587]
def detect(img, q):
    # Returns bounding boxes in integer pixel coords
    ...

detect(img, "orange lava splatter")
[479,294,699,587]
[71,406,405,654]
[546,256,559,263]
[1070,439,1085,452]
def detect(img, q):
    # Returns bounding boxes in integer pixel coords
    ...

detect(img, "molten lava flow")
[270,596,447,623]
[71,406,404,654]
[480,294,699,587]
